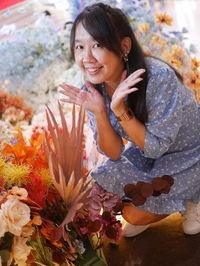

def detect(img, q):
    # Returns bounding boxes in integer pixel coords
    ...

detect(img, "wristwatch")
[116,108,134,121]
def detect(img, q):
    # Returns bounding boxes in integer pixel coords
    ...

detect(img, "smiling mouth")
[85,66,103,75]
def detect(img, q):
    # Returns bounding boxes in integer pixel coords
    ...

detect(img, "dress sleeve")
[143,68,183,159]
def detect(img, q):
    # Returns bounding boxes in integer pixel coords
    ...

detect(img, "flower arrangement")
[0,103,122,265]
[0,80,33,126]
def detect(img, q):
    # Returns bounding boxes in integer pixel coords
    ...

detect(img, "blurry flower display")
[0,104,122,265]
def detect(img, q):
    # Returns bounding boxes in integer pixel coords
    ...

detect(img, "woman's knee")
[122,202,168,225]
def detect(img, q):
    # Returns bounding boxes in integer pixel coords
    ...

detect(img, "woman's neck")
[104,81,119,99]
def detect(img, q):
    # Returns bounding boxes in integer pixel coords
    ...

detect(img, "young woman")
[60,3,200,237]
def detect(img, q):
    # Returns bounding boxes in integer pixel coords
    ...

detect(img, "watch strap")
[116,108,134,121]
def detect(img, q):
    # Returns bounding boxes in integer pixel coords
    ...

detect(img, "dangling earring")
[123,51,129,62]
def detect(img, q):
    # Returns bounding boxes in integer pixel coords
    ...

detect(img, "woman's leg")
[122,202,168,226]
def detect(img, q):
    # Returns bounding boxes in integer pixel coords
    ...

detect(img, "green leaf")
[0,232,14,250]
[76,238,107,266]
[0,249,11,264]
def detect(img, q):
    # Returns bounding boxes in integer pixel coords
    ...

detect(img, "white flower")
[11,236,31,266]
[8,186,28,200]
[0,210,8,238]
[1,198,30,236]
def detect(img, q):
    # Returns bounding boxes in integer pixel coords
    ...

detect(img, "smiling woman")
[59,2,200,237]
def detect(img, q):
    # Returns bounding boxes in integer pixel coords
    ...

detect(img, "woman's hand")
[110,68,145,116]
[59,81,106,115]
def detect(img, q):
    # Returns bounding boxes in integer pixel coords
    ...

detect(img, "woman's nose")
[83,48,95,62]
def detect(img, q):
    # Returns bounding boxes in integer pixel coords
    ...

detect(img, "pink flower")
[88,183,120,215]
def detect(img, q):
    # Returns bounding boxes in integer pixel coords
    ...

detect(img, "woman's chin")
[86,78,104,85]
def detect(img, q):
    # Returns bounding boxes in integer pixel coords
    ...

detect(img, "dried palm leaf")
[44,102,92,240]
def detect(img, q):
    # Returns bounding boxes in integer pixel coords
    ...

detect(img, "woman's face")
[74,22,124,88]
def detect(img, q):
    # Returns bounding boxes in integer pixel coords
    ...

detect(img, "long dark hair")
[70,3,149,123]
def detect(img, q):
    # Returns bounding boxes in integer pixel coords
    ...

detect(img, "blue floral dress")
[86,57,200,215]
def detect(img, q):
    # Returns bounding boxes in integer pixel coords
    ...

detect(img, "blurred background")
[0,0,200,57]
[0,0,199,125]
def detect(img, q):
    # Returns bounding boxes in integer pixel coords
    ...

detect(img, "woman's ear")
[121,37,132,55]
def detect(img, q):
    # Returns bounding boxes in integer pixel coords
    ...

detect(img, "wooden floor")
[103,213,200,266]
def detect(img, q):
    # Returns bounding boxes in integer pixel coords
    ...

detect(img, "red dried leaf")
[136,181,146,190]
[88,220,101,233]
[124,184,137,198]
[152,177,166,191]
[132,192,146,206]
[162,175,174,186]
[140,183,153,198]
[102,211,111,222]
[160,184,171,194]
[152,190,161,197]
[105,224,118,239]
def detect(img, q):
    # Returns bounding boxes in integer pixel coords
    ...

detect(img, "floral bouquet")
[0,103,122,266]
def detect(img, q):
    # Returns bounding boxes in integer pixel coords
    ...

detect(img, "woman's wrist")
[116,108,134,121]
[94,108,107,119]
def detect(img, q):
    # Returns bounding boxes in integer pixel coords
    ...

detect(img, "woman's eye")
[93,43,101,48]
[75,45,83,50]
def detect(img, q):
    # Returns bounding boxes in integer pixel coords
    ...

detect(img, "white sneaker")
[182,201,200,235]
[122,222,149,237]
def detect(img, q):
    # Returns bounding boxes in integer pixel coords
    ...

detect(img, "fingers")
[112,87,138,101]
[120,70,127,82]
[59,89,77,98]
[59,83,80,93]
[116,68,145,94]
[126,68,145,82]
[126,77,143,88]
[59,83,83,106]
[84,80,96,93]
[60,98,76,104]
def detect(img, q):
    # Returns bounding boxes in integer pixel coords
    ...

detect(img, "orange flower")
[171,44,185,58]
[151,35,167,46]
[191,58,200,70]
[170,58,182,69]
[187,71,200,90]
[137,23,150,34]
[2,142,36,165]
[163,52,182,69]
[2,128,48,168]
[155,12,173,26]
